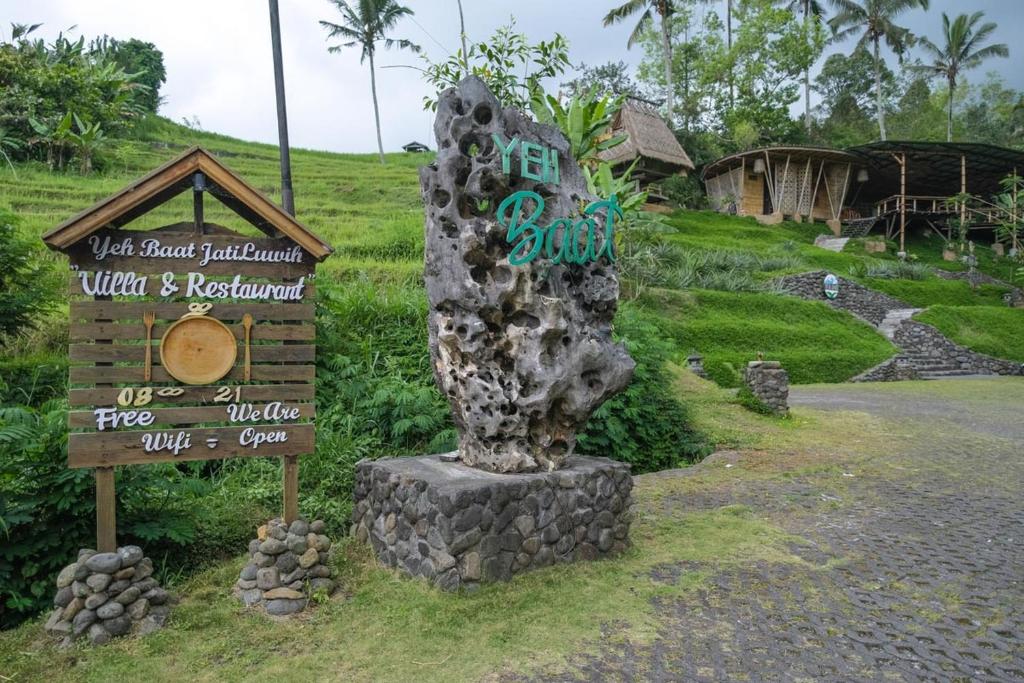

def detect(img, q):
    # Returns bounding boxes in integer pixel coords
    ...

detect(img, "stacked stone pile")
[234,518,336,616]
[44,546,170,646]
[743,361,790,415]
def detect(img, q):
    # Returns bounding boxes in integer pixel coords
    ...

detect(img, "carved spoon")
[242,313,253,381]
[143,310,155,382]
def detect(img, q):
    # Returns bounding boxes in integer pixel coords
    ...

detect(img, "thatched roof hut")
[599,99,694,186]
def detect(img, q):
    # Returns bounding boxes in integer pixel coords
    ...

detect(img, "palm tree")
[915,12,1008,142]
[829,0,930,141]
[779,1,828,134]
[320,0,420,164]
[604,1,676,124]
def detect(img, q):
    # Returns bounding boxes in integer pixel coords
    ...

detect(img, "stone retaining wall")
[778,271,909,326]
[893,321,1022,376]
[45,546,170,646]
[352,454,632,591]
[850,355,920,382]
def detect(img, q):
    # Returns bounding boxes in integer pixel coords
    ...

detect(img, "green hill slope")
[1,117,1018,635]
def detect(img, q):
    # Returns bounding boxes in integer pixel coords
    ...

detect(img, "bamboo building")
[702,141,1024,250]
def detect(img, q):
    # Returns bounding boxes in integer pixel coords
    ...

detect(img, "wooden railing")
[874,194,1011,225]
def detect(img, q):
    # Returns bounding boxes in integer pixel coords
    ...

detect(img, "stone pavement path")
[526,382,1024,682]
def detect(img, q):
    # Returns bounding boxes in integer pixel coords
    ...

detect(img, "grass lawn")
[7,373,1015,681]
[0,372,900,682]
[636,288,895,386]
[915,305,1024,362]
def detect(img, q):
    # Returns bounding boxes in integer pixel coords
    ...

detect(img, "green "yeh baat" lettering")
[497,190,621,266]
[492,134,560,185]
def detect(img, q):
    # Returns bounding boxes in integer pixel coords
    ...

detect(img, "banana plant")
[583,158,647,212]
[530,87,628,169]
[67,114,106,174]
[0,127,23,178]
[28,111,74,170]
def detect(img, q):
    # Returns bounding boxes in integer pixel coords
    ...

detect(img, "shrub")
[0,401,249,627]
[849,259,931,281]
[0,208,53,338]
[658,174,708,209]
[577,308,709,471]
[736,386,775,416]
[0,401,93,628]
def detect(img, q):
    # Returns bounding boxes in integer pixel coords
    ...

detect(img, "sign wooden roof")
[42,146,333,260]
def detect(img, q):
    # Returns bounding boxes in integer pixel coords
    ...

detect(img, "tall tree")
[603,1,676,123]
[320,0,420,164]
[778,1,827,133]
[914,12,1008,142]
[828,0,930,141]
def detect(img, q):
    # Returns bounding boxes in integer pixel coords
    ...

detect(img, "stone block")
[352,454,632,591]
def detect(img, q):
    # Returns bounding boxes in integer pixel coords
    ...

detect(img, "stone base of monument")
[351,454,633,591]
[233,518,337,616]
[44,546,171,647]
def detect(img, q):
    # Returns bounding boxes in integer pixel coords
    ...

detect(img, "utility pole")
[269,0,295,216]
[457,0,468,69]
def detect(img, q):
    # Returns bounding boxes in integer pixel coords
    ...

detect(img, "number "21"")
[213,386,241,403]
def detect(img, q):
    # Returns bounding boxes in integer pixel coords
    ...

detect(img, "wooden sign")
[43,147,333,552]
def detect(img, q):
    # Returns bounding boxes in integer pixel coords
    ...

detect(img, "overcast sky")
[4,0,1022,154]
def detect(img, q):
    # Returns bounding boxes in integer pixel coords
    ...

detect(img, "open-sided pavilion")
[703,141,1024,250]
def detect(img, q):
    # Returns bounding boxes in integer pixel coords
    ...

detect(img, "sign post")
[43,147,333,549]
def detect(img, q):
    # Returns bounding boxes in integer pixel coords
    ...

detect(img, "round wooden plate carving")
[160,313,237,385]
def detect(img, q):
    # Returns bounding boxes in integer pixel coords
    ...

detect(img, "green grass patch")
[637,288,895,386]
[865,278,1010,307]
[0,506,798,682]
[915,305,1024,362]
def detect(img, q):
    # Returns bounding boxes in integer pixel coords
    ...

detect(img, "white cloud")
[6,0,1016,152]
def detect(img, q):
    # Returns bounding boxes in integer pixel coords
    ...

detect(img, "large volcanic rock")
[419,76,635,473]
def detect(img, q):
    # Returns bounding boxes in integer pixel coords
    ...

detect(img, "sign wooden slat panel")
[71,301,315,322]
[69,403,315,428]
[68,273,315,299]
[70,343,315,363]
[68,424,315,467]
[48,149,329,539]
[70,322,314,342]
[70,365,314,383]
[70,384,315,407]
[68,230,315,277]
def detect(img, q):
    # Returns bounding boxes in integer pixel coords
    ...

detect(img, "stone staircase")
[778,271,1022,382]
[877,308,920,340]
[899,349,985,380]
[813,236,850,252]
[840,217,879,238]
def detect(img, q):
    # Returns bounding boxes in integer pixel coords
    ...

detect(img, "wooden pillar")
[193,172,206,234]
[96,468,116,552]
[740,157,746,214]
[1014,166,1019,252]
[95,292,116,551]
[283,455,298,524]
[960,154,966,232]
[763,151,776,214]
[898,153,907,254]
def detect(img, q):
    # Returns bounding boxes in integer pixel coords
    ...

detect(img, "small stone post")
[743,361,790,416]
[687,353,708,379]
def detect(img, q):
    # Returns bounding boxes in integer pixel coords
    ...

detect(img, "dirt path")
[529,380,1024,682]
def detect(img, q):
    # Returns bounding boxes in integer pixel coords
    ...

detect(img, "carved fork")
[143,310,155,382]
